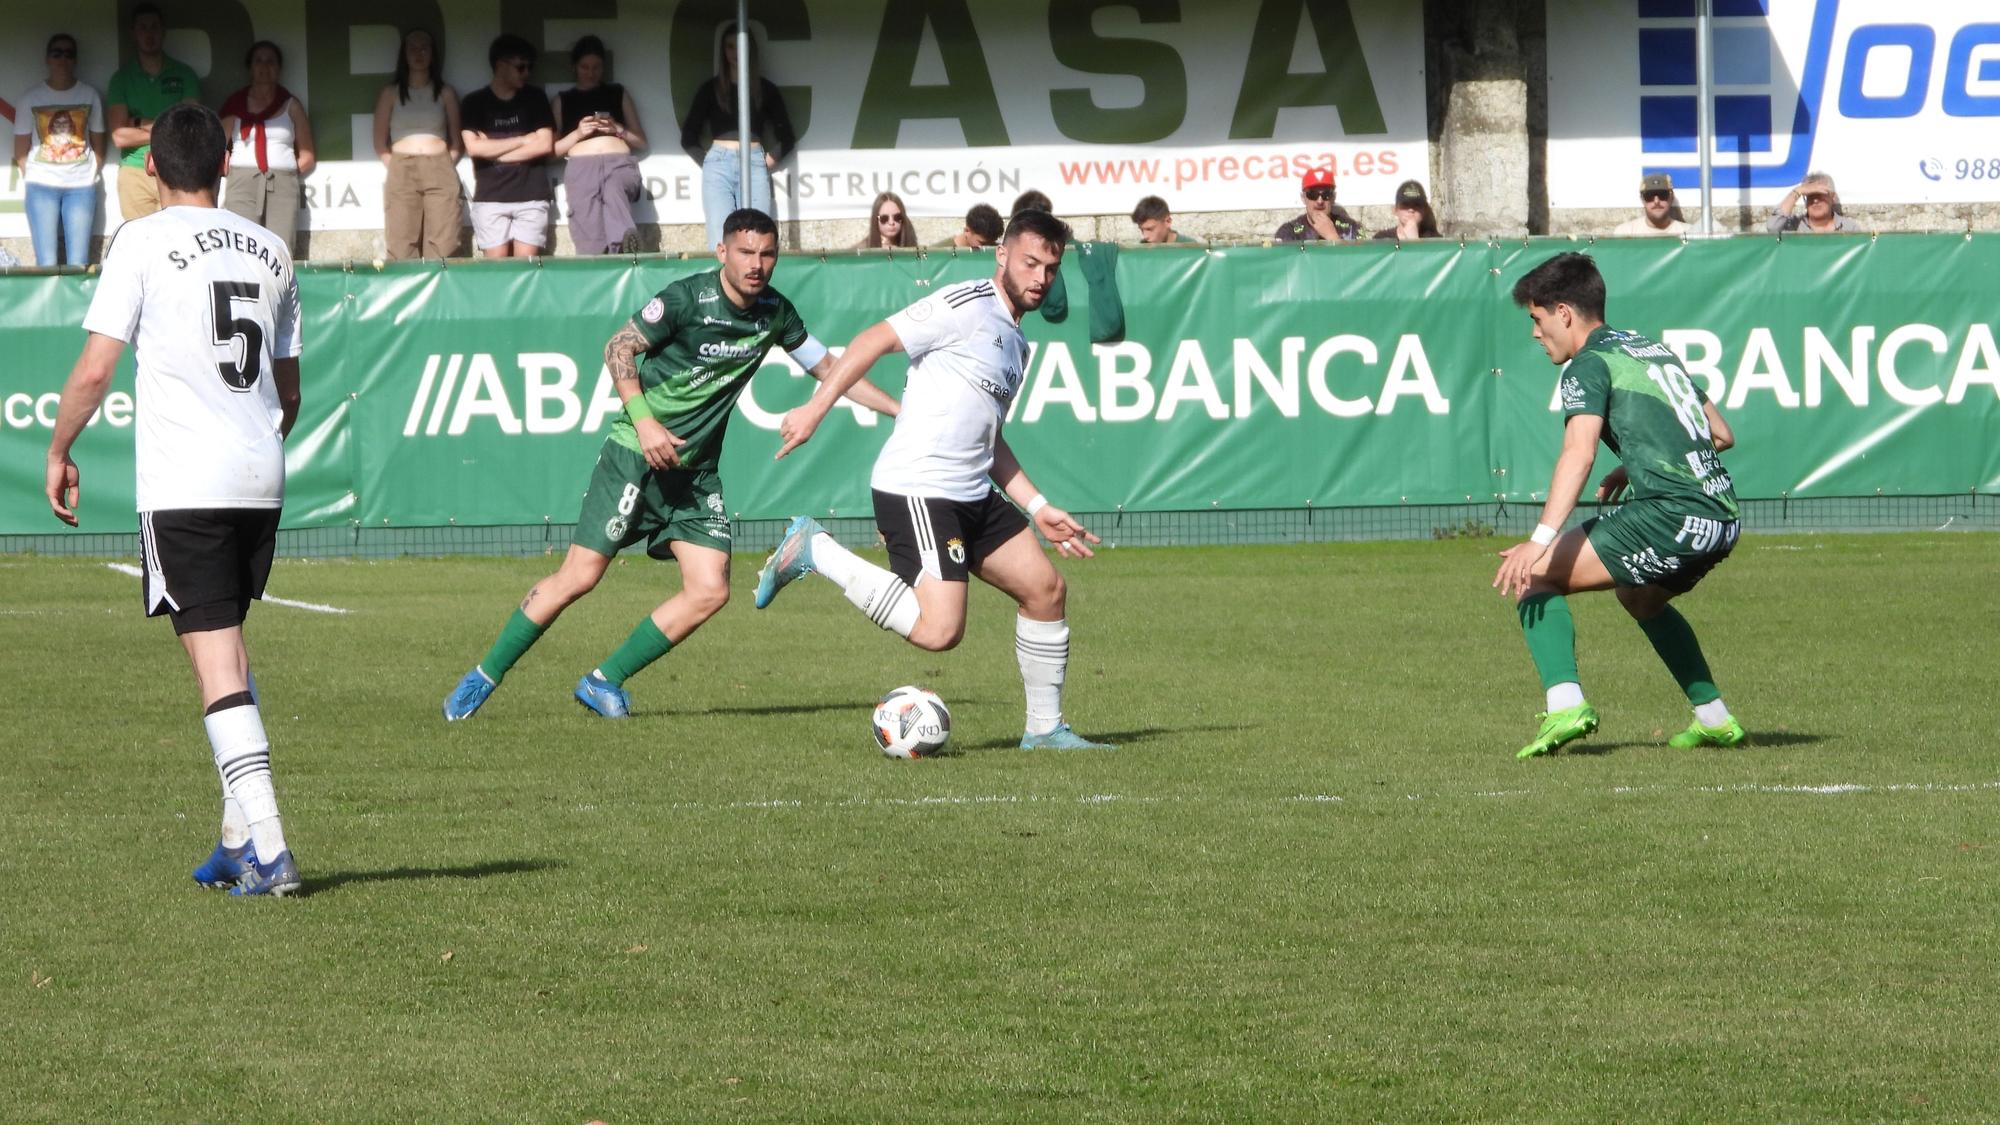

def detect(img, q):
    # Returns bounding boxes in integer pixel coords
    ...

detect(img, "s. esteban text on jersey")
[168,226,294,284]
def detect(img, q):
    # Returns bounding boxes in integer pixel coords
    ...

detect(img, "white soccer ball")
[872,686,952,759]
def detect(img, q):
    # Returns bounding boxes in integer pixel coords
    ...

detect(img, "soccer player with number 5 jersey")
[45,103,305,895]
[1495,252,1747,759]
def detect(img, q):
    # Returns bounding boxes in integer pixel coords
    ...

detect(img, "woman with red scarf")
[220,40,315,255]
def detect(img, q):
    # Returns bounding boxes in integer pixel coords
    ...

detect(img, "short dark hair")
[131,3,162,27]
[571,35,606,65]
[489,33,536,71]
[965,203,1003,242]
[149,102,227,193]
[47,32,77,54]
[1511,252,1606,321]
[1002,209,1071,254]
[1010,189,1053,217]
[244,39,282,68]
[1131,195,1170,225]
[722,208,778,242]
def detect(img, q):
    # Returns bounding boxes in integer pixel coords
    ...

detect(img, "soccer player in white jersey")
[44,103,305,896]
[754,209,1111,750]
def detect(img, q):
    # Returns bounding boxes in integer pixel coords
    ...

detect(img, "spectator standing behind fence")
[220,41,314,256]
[936,202,1002,249]
[460,35,555,259]
[1612,172,1686,237]
[854,191,917,249]
[13,33,106,266]
[1130,195,1196,243]
[105,3,200,223]
[681,24,796,249]
[1767,172,1863,234]
[373,29,463,260]
[1275,167,1359,242]
[1371,179,1442,241]
[553,36,647,255]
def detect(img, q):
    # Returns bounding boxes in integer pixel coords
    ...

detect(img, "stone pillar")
[1426,0,1536,237]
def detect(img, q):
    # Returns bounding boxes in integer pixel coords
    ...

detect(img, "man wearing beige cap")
[1274,167,1359,242]
[1613,173,1686,237]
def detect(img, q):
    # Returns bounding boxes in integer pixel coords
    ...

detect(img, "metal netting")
[4,494,1991,560]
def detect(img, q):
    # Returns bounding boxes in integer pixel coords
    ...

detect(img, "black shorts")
[872,488,1029,584]
[139,508,280,634]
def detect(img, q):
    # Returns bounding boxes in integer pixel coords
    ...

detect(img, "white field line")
[104,562,350,615]
[662,780,2000,815]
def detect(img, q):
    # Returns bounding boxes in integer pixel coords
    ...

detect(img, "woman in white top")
[12,32,107,265]
[372,28,464,260]
[220,40,316,255]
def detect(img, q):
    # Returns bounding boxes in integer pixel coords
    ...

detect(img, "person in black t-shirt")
[679,22,795,249]
[459,34,555,258]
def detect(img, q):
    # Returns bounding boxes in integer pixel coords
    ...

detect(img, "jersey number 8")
[210,281,265,391]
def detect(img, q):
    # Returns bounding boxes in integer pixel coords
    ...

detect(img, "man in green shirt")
[105,3,201,222]
[443,208,900,721]
[1494,252,1747,759]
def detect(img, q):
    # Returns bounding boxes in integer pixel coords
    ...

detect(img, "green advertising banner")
[5,234,1998,539]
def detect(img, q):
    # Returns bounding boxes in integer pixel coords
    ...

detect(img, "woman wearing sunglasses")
[1767,172,1864,234]
[13,33,106,265]
[854,191,917,249]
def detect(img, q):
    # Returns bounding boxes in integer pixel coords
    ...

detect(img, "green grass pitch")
[3,534,1997,1121]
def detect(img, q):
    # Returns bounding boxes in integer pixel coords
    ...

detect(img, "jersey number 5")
[210,281,265,390]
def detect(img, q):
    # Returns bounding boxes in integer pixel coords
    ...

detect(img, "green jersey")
[1560,326,1739,520]
[612,271,810,470]
[106,57,201,167]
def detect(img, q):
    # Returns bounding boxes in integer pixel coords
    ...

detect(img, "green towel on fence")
[1035,242,1125,343]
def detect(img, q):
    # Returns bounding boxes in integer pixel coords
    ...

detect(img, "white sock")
[204,700,288,864]
[809,532,861,585]
[1694,698,1732,727]
[1546,682,1585,711]
[1016,615,1069,737]
[813,534,919,637]
[219,797,251,849]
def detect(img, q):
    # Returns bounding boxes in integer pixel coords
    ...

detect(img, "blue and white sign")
[1548,0,2000,207]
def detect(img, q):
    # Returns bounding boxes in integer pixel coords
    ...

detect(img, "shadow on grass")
[1555,730,1830,757]
[303,858,563,897]
[958,724,1232,752]
[697,699,998,718]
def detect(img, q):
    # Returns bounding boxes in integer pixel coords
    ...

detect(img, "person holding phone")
[553,35,647,255]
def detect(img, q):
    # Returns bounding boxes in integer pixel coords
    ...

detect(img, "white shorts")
[470,200,550,250]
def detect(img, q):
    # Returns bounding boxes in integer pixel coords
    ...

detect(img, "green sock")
[1516,592,1580,691]
[1637,606,1719,706]
[597,617,674,686]
[479,609,547,683]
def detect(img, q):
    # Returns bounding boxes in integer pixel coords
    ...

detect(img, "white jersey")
[871,279,1027,502]
[82,206,302,512]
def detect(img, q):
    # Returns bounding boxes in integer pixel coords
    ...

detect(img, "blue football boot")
[192,839,256,889]
[1019,723,1114,750]
[755,515,824,609]
[229,849,302,897]
[443,667,497,721]
[574,671,631,718]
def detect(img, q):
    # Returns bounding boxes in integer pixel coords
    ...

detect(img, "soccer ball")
[872,686,952,759]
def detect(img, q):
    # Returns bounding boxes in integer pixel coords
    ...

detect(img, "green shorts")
[571,441,731,560]
[1583,497,1739,594]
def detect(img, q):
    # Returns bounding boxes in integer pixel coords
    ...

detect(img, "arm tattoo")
[605,319,650,397]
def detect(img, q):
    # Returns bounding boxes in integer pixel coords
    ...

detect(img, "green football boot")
[1667,716,1747,748]
[1516,702,1600,759]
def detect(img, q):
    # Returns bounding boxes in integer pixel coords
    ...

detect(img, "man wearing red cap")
[1275,167,1359,242]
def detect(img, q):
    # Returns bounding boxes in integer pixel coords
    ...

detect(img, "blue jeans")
[701,144,772,248]
[25,182,99,266]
